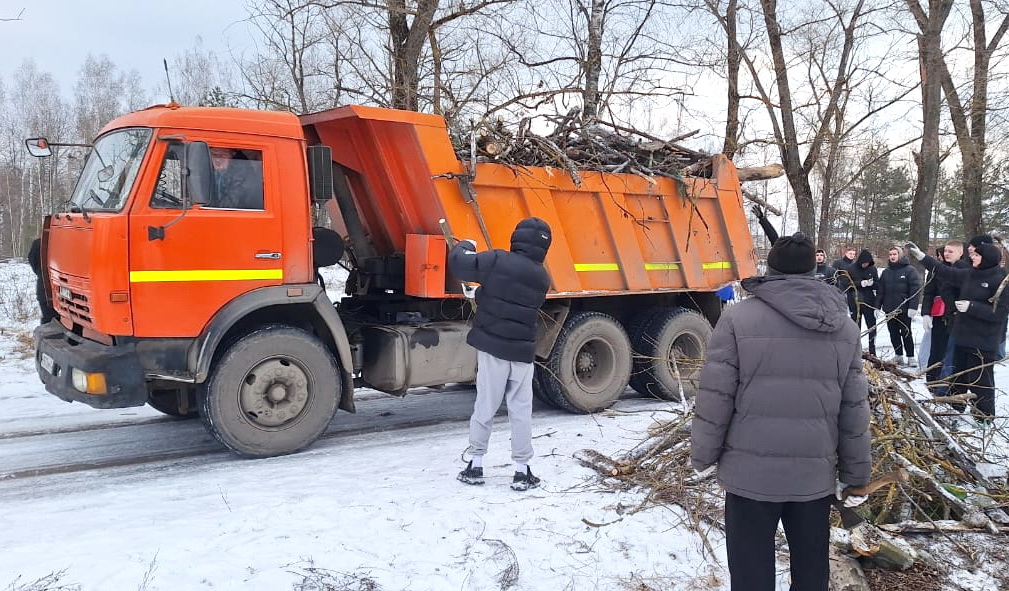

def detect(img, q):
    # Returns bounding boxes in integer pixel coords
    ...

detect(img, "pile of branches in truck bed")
[576,358,1009,589]
[450,110,780,184]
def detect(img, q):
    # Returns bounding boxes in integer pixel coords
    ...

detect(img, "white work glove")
[462,283,478,298]
[461,239,478,249]
[955,300,970,313]
[694,465,717,479]
[921,315,932,329]
[904,242,926,261]
[908,308,919,319]
[836,481,869,508]
[860,278,874,288]
[875,310,885,321]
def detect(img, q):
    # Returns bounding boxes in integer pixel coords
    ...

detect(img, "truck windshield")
[67,128,152,212]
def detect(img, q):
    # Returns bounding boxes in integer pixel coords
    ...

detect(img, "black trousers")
[886,311,914,357]
[851,302,877,355]
[950,346,997,418]
[725,492,832,591]
[926,317,950,388]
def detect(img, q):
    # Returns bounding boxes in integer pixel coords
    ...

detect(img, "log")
[828,546,871,591]
[741,189,782,216]
[736,163,785,181]
[878,520,1009,534]
[830,525,917,570]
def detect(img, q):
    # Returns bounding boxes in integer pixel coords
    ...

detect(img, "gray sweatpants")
[467,350,535,464]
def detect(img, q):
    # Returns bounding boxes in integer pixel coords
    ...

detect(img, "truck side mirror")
[25,137,53,158]
[307,145,334,203]
[185,141,213,206]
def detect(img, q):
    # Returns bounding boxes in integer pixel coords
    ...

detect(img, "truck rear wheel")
[200,325,340,457]
[531,365,561,409]
[539,311,631,413]
[629,308,711,401]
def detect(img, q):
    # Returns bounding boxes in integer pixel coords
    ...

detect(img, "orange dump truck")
[28,104,756,457]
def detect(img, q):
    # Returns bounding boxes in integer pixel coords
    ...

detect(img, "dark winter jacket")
[836,250,877,306]
[690,275,871,502]
[815,262,836,284]
[448,218,552,363]
[876,256,921,313]
[921,250,1009,352]
[832,256,855,272]
[921,257,969,321]
[27,238,56,324]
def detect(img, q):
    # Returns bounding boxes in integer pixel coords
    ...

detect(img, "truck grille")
[50,272,93,327]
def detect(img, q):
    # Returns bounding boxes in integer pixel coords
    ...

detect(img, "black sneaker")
[457,461,485,485]
[510,467,541,491]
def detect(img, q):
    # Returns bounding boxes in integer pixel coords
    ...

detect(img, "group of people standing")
[833,245,921,365]
[695,209,1009,591]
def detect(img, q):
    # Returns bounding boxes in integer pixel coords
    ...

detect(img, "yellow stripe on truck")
[573,262,731,272]
[574,263,621,272]
[129,269,284,283]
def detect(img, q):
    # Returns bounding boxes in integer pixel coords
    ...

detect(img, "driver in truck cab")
[209,147,264,210]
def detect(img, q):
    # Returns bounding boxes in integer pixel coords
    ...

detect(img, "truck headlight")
[72,368,108,395]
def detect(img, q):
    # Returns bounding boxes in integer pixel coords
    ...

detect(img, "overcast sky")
[1,1,252,100]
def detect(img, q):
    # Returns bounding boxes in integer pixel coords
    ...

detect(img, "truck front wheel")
[200,325,340,457]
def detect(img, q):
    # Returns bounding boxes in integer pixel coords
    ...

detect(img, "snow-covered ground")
[1,263,1007,591]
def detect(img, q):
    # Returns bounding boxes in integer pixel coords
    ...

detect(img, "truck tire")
[539,311,632,413]
[532,364,564,409]
[147,388,198,418]
[629,308,711,401]
[200,325,340,457]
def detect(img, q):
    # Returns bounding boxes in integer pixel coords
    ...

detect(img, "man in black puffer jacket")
[448,218,552,491]
[907,241,1009,422]
[836,249,879,356]
[876,246,921,365]
[692,233,870,591]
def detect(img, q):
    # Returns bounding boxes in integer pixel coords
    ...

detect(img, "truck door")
[129,140,284,338]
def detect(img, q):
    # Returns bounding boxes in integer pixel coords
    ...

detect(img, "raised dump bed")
[301,106,757,299]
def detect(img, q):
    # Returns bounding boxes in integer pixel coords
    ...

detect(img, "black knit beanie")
[767,232,816,275]
[976,243,1001,270]
[969,234,994,249]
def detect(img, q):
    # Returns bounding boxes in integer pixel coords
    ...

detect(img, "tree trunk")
[906,0,951,249]
[582,0,604,119]
[722,0,739,159]
[760,0,817,236]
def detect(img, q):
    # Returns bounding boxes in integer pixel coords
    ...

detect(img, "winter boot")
[511,466,541,491]
[894,355,906,366]
[457,460,485,485]
[906,356,916,367]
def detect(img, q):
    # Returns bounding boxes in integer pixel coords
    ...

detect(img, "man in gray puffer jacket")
[691,232,871,591]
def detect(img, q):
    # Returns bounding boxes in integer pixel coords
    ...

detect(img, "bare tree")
[929,0,1009,237]
[905,0,953,247]
[74,54,146,143]
[169,37,237,107]
[242,0,334,112]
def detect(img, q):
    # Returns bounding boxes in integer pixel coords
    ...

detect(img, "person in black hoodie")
[877,246,922,365]
[836,249,879,356]
[906,241,1009,421]
[449,217,552,490]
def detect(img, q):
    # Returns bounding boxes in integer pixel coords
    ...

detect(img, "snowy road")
[0,382,659,483]
[0,386,489,479]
